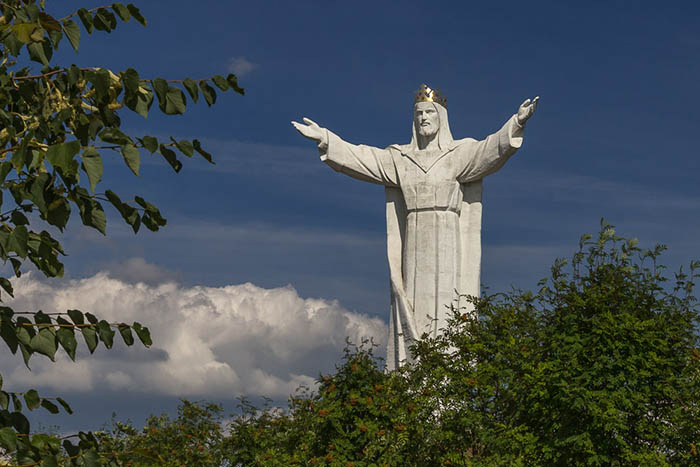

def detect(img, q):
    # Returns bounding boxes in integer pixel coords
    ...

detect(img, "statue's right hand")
[291,117,325,143]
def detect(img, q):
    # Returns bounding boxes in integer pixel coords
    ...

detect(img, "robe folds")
[319,114,524,370]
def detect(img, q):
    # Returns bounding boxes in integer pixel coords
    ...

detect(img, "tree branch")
[57,5,111,23]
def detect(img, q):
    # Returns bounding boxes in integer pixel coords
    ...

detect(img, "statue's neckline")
[391,142,464,173]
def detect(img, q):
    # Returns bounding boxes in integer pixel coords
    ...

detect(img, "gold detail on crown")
[414,84,446,108]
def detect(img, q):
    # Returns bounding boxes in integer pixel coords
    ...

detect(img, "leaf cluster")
[104,224,699,466]
[0,0,244,465]
[96,400,227,466]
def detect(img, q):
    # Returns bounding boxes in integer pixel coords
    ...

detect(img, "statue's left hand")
[516,96,539,125]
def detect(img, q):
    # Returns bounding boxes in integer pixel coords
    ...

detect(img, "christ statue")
[292,85,538,370]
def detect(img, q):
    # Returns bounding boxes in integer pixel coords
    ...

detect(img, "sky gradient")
[2,0,700,431]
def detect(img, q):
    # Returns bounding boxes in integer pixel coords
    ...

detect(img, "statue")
[292,85,538,370]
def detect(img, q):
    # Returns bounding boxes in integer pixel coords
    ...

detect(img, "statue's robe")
[319,113,524,370]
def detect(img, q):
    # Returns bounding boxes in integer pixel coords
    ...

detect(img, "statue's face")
[414,102,440,138]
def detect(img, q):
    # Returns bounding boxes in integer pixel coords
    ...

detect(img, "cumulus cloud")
[100,257,181,285]
[0,270,386,399]
[227,56,257,77]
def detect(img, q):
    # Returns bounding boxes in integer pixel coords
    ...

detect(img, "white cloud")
[0,270,386,399]
[227,56,258,77]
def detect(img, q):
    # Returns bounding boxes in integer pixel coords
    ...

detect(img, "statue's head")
[411,84,453,150]
[414,101,440,138]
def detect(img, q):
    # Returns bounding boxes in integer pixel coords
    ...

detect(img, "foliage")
[106,223,699,466]
[0,0,243,464]
[402,221,700,465]
[96,400,227,466]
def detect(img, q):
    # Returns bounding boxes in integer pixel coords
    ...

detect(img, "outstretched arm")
[291,117,400,186]
[457,97,538,183]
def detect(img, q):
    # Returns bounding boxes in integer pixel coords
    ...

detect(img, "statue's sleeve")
[318,130,400,187]
[456,115,524,183]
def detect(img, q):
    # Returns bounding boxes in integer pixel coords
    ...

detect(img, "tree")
[0,1,243,464]
[96,400,228,466]
[189,222,698,466]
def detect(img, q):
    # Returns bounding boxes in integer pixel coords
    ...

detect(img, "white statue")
[292,85,538,370]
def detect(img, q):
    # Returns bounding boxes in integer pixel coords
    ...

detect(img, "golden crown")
[414,84,446,108]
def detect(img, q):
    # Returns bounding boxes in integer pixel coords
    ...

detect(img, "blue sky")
[3,0,700,431]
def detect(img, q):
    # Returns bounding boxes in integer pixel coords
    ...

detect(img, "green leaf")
[164,87,187,114]
[0,426,17,451]
[27,173,51,216]
[85,312,98,325]
[19,344,32,368]
[118,324,134,346]
[93,68,111,101]
[67,310,84,326]
[199,81,216,106]
[125,81,153,118]
[77,8,94,34]
[40,455,59,467]
[93,8,117,32]
[30,328,57,361]
[12,23,40,44]
[62,19,80,52]
[105,190,140,233]
[3,320,19,353]
[121,67,139,95]
[78,449,101,467]
[27,42,49,66]
[46,197,71,231]
[212,75,230,91]
[182,78,198,103]
[30,433,52,451]
[39,13,62,33]
[153,79,187,115]
[75,196,107,235]
[7,225,28,259]
[171,138,194,157]
[0,162,13,184]
[139,135,158,154]
[97,320,115,349]
[134,197,164,227]
[126,4,147,25]
[67,65,81,85]
[112,3,131,21]
[11,211,29,226]
[227,73,245,95]
[48,29,62,50]
[40,399,59,415]
[0,391,8,410]
[24,389,40,410]
[45,141,81,179]
[11,393,22,411]
[81,147,103,193]
[11,411,29,434]
[34,311,52,326]
[3,32,23,56]
[121,144,140,176]
[0,278,14,298]
[159,145,182,172]
[151,77,167,108]
[133,322,152,347]
[56,397,73,414]
[99,128,132,145]
[56,318,77,361]
[9,259,21,278]
[81,326,98,353]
